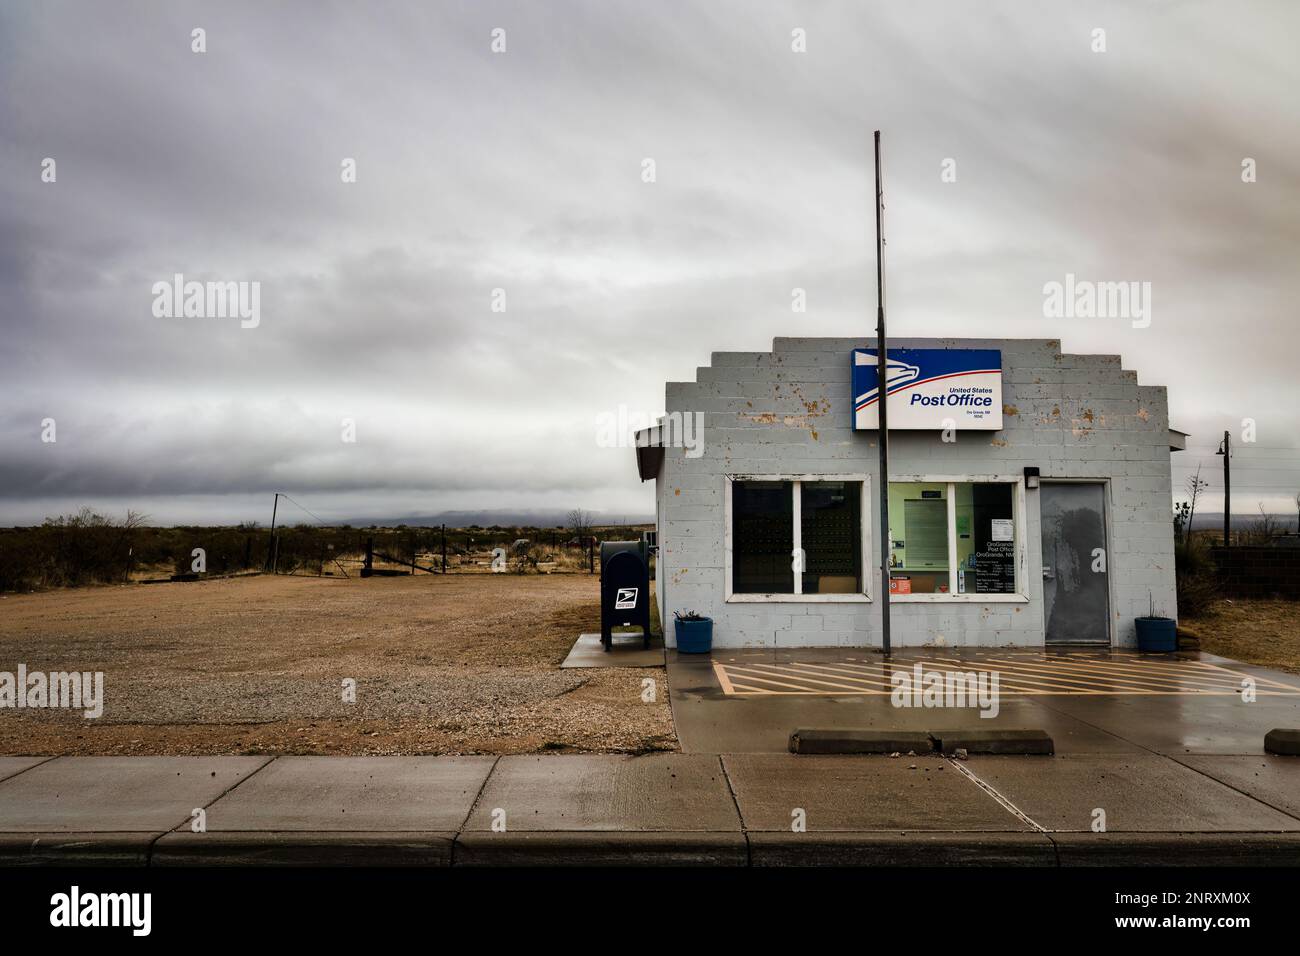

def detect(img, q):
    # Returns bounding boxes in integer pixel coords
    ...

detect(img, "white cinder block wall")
[654,337,1177,649]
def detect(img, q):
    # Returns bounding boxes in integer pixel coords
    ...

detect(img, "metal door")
[1040,483,1110,644]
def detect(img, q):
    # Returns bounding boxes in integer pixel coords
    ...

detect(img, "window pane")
[888,482,949,594]
[800,481,861,594]
[955,482,1016,594]
[733,481,794,594]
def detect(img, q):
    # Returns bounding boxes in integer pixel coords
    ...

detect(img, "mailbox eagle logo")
[615,587,638,609]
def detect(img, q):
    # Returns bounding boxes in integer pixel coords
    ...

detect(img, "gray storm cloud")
[1,0,1298,525]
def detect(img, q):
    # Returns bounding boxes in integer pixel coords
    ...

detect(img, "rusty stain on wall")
[1071,407,1096,438]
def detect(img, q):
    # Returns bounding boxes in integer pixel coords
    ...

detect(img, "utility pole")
[268,492,280,574]
[1218,431,1231,547]
[441,524,447,573]
[874,130,892,657]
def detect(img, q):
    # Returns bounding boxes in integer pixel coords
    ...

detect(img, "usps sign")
[852,348,1003,430]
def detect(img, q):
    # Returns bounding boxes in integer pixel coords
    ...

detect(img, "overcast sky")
[2,1,1298,527]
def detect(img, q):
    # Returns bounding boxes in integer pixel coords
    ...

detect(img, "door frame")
[1038,478,1115,647]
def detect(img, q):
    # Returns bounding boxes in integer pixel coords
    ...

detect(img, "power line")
[275,492,332,526]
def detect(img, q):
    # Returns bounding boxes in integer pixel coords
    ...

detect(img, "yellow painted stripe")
[909,657,1137,693]
[711,662,738,696]
[1190,659,1300,692]
[712,658,1300,698]
[784,661,902,690]
[1025,654,1252,683]
[973,657,1230,693]
[961,654,1243,688]
[723,662,891,694]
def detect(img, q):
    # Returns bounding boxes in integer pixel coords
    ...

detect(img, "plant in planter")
[673,610,713,654]
[1135,592,1177,652]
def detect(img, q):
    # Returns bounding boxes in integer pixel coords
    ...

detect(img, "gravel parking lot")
[0,573,676,756]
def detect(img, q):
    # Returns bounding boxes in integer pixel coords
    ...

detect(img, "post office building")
[635,337,1183,649]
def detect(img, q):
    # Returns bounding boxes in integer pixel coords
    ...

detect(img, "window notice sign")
[852,348,1003,431]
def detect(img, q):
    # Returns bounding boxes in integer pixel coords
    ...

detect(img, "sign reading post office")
[852,348,1003,431]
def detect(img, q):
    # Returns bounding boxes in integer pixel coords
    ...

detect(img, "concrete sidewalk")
[1,751,1299,866]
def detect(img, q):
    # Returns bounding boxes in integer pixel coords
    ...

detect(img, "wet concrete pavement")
[667,647,1300,756]
[0,649,1297,865]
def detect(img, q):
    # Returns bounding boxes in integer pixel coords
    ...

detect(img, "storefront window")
[800,481,862,594]
[955,482,1016,594]
[730,479,865,597]
[888,480,1020,597]
[887,482,950,594]
[732,480,794,594]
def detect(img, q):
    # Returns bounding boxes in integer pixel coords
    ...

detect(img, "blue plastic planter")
[1135,616,1177,652]
[675,617,713,654]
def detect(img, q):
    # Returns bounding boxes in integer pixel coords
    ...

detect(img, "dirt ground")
[1184,598,1300,675]
[0,573,676,756]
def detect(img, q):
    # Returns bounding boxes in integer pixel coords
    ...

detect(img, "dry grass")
[0,573,675,756]
[1183,598,1300,675]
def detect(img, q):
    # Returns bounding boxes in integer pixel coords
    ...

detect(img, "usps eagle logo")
[854,357,920,411]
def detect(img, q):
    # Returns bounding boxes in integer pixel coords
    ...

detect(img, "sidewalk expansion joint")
[0,756,58,786]
[146,755,277,866]
[455,755,501,839]
[717,755,751,866]
[946,757,1047,833]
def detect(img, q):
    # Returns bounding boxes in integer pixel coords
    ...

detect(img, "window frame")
[887,474,1029,603]
[725,474,873,603]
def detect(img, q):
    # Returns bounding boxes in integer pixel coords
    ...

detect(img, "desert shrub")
[1176,534,1220,617]
[170,527,268,575]
[510,543,549,574]
[0,508,144,590]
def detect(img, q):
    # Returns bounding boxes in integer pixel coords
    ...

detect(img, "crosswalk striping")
[712,653,1300,697]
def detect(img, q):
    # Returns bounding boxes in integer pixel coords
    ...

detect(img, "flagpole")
[874,130,892,657]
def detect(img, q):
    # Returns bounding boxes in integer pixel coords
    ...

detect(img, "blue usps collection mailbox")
[599,537,652,652]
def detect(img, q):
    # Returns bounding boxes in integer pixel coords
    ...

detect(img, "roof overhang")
[1169,428,1188,452]
[634,423,664,482]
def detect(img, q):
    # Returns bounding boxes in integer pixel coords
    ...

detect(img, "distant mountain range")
[338,509,654,529]
[1189,512,1298,531]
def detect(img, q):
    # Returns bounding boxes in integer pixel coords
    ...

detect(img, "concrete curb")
[0,833,157,867]
[1264,729,1300,756]
[789,730,934,755]
[747,831,1057,866]
[8,829,1300,866]
[152,832,456,866]
[1050,831,1300,867]
[452,831,750,866]
[930,729,1054,755]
